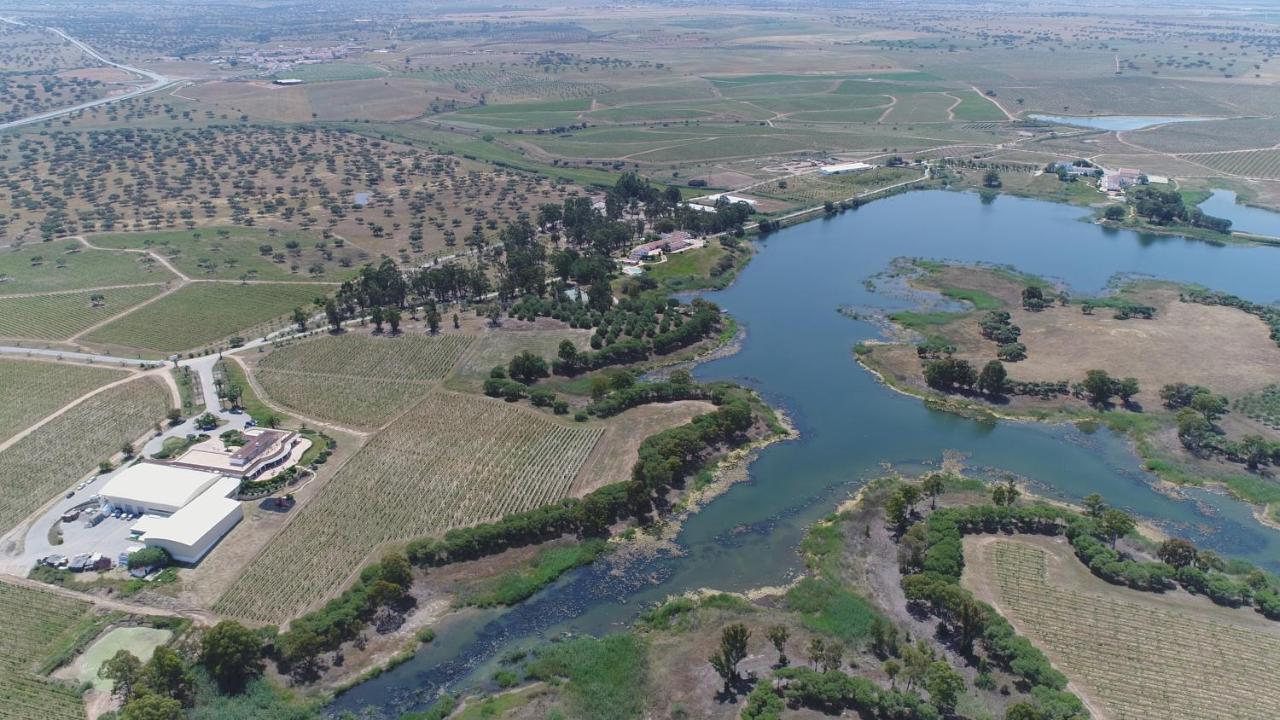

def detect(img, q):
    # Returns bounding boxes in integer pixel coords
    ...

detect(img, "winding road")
[0,16,177,131]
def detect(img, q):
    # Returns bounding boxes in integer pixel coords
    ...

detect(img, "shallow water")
[1199,189,1280,239]
[1029,114,1211,131]
[330,190,1280,717]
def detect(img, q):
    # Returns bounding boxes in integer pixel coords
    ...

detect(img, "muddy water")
[330,190,1280,717]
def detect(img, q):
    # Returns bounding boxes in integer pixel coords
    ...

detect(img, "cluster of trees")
[895,496,1093,719]
[1080,369,1140,407]
[923,357,1008,396]
[100,620,266,720]
[980,310,1027,361]
[586,374,723,418]
[1167,382,1280,470]
[507,296,721,376]
[275,552,414,674]
[1128,187,1232,233]
[1020,286,1053,312]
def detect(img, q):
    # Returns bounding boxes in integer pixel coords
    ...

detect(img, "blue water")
[1029,114,1211,132]
[1199,189,1280,239]
[329,190,1280,718]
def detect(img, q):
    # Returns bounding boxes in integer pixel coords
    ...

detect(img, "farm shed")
[127,477,243,564]
[820,162,875,175]
[100,462,224,515]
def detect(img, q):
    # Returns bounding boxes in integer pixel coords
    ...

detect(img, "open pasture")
[0,359,128,443]
[0,376,168,534]
[89,227,368,282]
[0,245,172,295]
[965,537,1280,720]
[0,285,167,341]
[0,579,95,720]
[252,332,473,428]
[84,282,326,354]
[213,391,603,623]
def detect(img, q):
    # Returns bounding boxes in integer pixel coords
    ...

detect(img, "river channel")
[330,189,1280,717]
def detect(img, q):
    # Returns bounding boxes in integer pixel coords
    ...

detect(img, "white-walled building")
[100,462,243,564]
[101,463,225,515]
[820,162,875,176]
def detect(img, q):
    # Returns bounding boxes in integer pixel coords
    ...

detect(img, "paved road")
[0,345,162,368]
[0,17,176,132]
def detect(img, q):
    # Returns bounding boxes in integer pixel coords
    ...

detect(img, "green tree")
[370,306,385,332]
[508,351,549,384]
[1104,204,1127,221]
[983,169,1002,188]
[1099,508,1136,548]
[121,694,183,720]
[925,661,965,713]
[426,304,441,334]
[291,306,307,332]
[1005,703,1050,720]
[766,625,788,666]
[899,485,922,515]
[385,306,402,334]
[1157,538,1197,568]
[1082,493,1106,519]
[200,621,264,694]
[1240,434,1273,470]
[324,298,342,332]
[883,659,902,688]
[1191,392,1229,423]
[99,649,143,700]
[1114,377,1140,405]
[140,647,194,706]
[977,360,1007,396]
[708,622,750,689]
[921,474,946,510]
[1083,369,1115,405]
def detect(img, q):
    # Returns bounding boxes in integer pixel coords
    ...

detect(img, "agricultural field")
[0,376,168,534]
[87,228,370,282]
[1181,150,1280,180]
[271,63,387,83]
[0,285,168,341]
[83,282,327,354]
[1236,385,1280,431]
[213,391,603,623]
[747,166,922,207]
[0,244,173,294]
[251,332,473,428]
[965,537,1280,720]
[0,358,128,443]
[0,578,96,720]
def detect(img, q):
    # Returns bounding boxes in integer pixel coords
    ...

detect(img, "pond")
[1029,114,1212,132]
[1199,189,1280,239]
[329,189,1280,717]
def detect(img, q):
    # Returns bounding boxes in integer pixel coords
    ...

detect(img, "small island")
[855,260,1280,516]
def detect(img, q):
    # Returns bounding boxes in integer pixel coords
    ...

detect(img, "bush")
[127,546,171,570]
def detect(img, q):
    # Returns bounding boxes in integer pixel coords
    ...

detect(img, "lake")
[329,189,1280,717]
[1199,189,1280,239]
[1029,114,1211,131]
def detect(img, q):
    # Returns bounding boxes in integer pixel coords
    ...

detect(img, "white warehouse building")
[100,462,243,564]
[820,162,875,175]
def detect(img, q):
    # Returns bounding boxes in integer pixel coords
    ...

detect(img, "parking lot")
[16,473,144,573]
